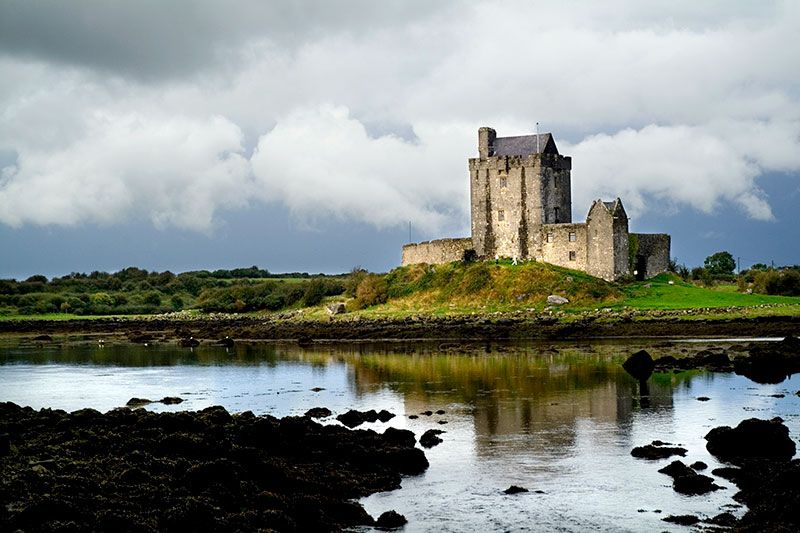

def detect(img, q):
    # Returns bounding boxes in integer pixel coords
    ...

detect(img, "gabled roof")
[589,198,627,219]
[492,133,558,156]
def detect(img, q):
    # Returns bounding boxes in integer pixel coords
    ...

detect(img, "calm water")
[2,336,799,532]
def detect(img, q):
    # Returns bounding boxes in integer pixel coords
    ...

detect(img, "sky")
[1,0,799,279]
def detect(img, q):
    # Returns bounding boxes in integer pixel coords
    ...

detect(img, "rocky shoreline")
[1,312,798,342]
[0,402,427,532]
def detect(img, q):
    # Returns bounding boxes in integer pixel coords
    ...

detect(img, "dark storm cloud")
[0,0,453,79]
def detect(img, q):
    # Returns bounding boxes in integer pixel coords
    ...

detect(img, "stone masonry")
[401,127,671,281]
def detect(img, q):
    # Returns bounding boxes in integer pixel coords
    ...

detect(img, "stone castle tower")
[402,127,670,281]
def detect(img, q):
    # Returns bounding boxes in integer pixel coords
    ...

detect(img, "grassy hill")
[312,260,800,318]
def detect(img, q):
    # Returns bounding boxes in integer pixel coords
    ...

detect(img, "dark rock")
[159,397,184,405]
[336,409,393,428]
[419,429,445,448]
[658,460,694,478]
[706,512,738,527]
[437,420,448,425]
[33,334,53,342]
[126,398,153,408]
[421,411,433,416]
[0,433,9,456]
[653,355,678,369]
[690,461,707,470]
[305,407,332,419]
[0,402,428,532]
[408,415,419,419]
[435,409,446,415]
[310,387,325,392]
[706,417,796,464]
[697,396,710,401]
[375,510,407,528]
[622,350,655,381]
[663,515,700,525]
[673,473,722,495]
[631,443,687,460]
[734,336,800,384]
[383,427,416,448]
[503,485,529,495]
[377,410,396,423]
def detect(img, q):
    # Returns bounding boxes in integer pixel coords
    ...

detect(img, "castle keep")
[401,127,671,281]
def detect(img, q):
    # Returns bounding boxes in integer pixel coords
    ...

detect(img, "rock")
[435,409,446,415]
[375,510,407,528]
[408,415,419,420]
[304,407,332,419]
[546,295,569,305]
[159,397,184,405]
[382,427,416,448]
[503,485,529,495]
[673,473,722,495]
[126,398,153,408]
[706,512,738,527]
[690,461,707,470]
[33,334,53,342]
[705,418,796,464]
[657,460,722,495]
[631,443,687,460]
[622,350,655,381]
[734,336,800,384]
[0,433,9,456]
[421,411,433,416]
[663,515,700,525]
[419,429,445,448]
[336,409,393,428]
[697,396,710,401]
[377,410,396,423]
[310,387,325,392]
[326,302,346,315]
[658,460,694,478]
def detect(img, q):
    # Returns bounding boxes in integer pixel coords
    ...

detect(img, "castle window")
[498,209,505,221]
[569,232,576,242]
[569,251,576,261]
[553,207,559,222]
[500,176,507,188]
[546,232,554,243]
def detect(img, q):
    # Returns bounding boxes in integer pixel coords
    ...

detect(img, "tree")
[704,251,736,276]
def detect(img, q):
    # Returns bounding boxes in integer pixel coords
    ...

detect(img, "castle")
[401,127,671,281]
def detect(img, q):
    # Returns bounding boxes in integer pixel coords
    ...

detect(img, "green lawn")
[608,273,800,310]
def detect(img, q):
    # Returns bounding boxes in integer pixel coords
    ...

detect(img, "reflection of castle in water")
[344,345,676,454]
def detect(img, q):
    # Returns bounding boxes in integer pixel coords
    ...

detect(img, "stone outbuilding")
[401,127,671,281]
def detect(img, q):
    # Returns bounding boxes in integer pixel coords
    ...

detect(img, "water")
[2,336,799,532]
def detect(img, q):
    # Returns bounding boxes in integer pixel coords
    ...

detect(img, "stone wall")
[539,223,588,272]
[469,152,571,260]
[632,233,671,278]
[401,238,474,266]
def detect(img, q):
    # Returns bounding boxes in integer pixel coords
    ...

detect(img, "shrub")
[354,274,389,309]
[302,279,327,307]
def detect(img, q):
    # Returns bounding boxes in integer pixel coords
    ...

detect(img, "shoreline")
[1,314,799,341]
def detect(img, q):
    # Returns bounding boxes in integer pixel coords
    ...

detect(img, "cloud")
[250,105,470,234]
[562,124,775,221]
[1,0,799,236]
[0,111,251,231]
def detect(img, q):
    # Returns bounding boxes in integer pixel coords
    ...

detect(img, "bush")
[302,279,327,307]
[353,274,389,309]
[752,269,800,296]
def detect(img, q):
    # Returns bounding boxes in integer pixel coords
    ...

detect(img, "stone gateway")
[401,127,670,281]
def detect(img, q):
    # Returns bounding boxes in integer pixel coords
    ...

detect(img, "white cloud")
[250,105,470,234]
[1,0,800,235]
[562,124,775,221]
[0,111,251,231]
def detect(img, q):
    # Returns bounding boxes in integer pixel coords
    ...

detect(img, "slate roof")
[603,201,616,211]
[492,133,558,156]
